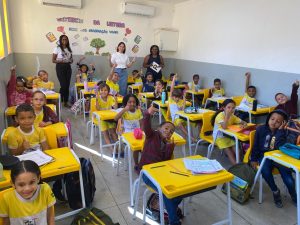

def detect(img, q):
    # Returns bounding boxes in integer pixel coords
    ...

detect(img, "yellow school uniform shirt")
[33,79,54,90]
[122,108,143,133]
[106,79,120,96]
[0,183,56,225]
[7,126,46,153]
[168,98,186,126]
[97,96,116,131]
[212,88,225,97]
[212,112,241,149]
[238,93,255,110]
[34,109,44,126]
[134,77,143,85]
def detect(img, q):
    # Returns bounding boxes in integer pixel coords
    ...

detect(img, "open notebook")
[16,151,54,166]
[227,124,256,133]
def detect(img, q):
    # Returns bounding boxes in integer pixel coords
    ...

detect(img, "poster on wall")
[46,32,56,42]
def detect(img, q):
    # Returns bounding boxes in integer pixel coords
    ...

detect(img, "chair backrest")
[43,126,58,149]
[202,89,210,105]
[232,96,244,105]
[243,130,256,163]
[200,112,215,138]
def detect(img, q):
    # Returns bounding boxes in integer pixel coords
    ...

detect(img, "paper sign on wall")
[132,45,139,53]
[46,32,56,42]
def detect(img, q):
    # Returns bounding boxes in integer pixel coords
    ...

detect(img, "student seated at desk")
[76,56,95,82]
[106,64,121,96]
[250,109,296,208]
[115,94,143,168]
[33,70,54,91]
[132,69,143,85]
[7,65,32,107]
[138,105,183,225]
[153,79,168,100]
[210,78,225,98]
[275,80,299,119]
[0,160,56,225]
[7,104,49,156]
[32,91,58,127]
[235,72,257,121]
[96,83,118,154]
[212,99,247,165]
[188,74,201,91]
[142,72,155,92]
[169,75,196,142]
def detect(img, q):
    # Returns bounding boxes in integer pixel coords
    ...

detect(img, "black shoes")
[273,190,283,208]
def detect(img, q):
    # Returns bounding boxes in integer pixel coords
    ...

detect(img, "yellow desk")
[176,109,214,155]
[250,150,300,225]
[128,84,143,94]
[0,147,85,220]
[218,125,252,163]
[236,106,275,123]
[186,89,206,107]
[45,92,61,121]
[205,96,228,109]
[4,104,56,128]
[139,92,155,108]
[133,155,234,225]
[74,82,97,101]
[90,110,118,160]
[119,132,186,206]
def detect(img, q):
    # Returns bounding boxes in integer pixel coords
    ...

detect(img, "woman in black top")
[143,45,165,82]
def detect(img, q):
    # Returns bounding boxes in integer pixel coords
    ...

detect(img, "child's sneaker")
[273,190,283,208]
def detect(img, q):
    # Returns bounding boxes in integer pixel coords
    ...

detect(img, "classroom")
[0,0,299,225]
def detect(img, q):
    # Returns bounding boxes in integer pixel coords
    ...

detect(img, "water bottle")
[83,80,88,91]
[0,162,4,181]
[161,91,166,104]
[252,100,257,111]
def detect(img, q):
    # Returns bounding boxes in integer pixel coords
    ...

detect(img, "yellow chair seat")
[5,104,56,116]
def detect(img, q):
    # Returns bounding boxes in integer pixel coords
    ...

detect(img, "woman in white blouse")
[52,35,73,107]
[110,42,135,96]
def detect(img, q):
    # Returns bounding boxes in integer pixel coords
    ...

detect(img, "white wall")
[10,0,175,57]
[173,0,300,74]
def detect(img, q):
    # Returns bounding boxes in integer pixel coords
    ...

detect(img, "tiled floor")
[56,108,297,225]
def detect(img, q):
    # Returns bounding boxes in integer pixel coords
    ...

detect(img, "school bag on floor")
[64,158,96,209]
[71,207,120,225]
[222,163,256,204]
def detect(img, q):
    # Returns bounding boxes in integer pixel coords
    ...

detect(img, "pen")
[170,171,189,177]
[151,165,166,169]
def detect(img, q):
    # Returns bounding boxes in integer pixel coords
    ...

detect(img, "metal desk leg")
[186,117,192,156]
[192,93,195,107]
[58,95,62,121]
[248,111,252,123]
[234,135,239,163]
[128,146,134,206]
[250,157,266,195]
[158,104,162,124]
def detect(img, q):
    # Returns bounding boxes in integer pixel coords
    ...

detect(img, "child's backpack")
[222,163,256,204]
[71,207,120,225]
[64,158,96,209]
[145,193,183,224]
[279,143,300,159]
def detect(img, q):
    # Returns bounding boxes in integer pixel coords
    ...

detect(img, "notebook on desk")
[228,124,256,133]
[16,150,54,166]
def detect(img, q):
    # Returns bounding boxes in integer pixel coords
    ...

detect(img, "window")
[3,0,10,54]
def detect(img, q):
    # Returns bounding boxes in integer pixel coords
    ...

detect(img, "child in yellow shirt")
[212,99,247,165]
[33,70,54,91]
[7,103,49,156]
[106,64,120,96]
[210,78,225,97]
[96,83,118,153]
[0,160,56,225]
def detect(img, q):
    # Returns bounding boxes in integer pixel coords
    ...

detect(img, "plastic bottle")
[0,162,4,181]
[161,91,166,104]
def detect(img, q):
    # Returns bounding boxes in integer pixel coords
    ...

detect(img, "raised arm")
[126,57,136,68]
[107,64,117,81]
[291,80,299,104]
[245,72,251,93]
[114,105,129,121]
[143,105,158,137]
[170,74,177,95]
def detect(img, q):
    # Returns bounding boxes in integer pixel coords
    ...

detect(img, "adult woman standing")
[143,45,165,82]
[52,35,73,107]
[110,42,135,96]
